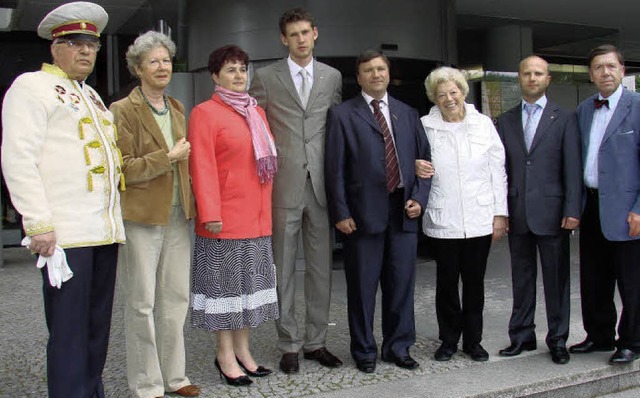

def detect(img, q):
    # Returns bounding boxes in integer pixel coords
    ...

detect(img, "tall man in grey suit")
[569,45,640,364]
[249,8,343,373]
[496,56,582,365]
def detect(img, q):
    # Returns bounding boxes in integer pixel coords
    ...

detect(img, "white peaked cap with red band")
[37,1,108,40]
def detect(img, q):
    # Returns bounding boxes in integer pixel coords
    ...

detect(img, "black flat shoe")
[569,339,616,354]
[382,355,419,369]
[550,347,570,364]
[463,343,489,362]
[499,341,537,356]
[214,359,252,386]
[236,357,273,377]
[609,348,640,364]
[304,347,343,368]
[279,352,299,374]
[434,342,457,361]
[356,359,376,373]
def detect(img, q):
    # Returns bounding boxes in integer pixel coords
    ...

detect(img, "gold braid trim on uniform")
[41,63,69,78]
[111,121,118,141]
[118,167,126,191]
[87,165,106,192]
[79,117,93,140]
[25,220,55,236]
[83,140,101,165]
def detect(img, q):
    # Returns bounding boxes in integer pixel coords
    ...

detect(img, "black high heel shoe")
[236,357,273,377]
[214,359,253,386]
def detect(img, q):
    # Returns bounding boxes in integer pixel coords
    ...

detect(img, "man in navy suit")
[569,45,640,364]
[496,56,582,365]
[325,50,430,373]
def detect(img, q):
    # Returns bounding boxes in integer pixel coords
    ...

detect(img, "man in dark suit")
[569,45,640,364]
[325,50,430,373]
[249,8,343,373]
[496,56,582,365]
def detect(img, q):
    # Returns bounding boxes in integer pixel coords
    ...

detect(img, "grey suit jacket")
[249,58,342,208]
[577,89,640,241]
[497,100,583,235]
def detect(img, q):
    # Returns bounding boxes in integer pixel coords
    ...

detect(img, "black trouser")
[430,235,492,347]
[579,190,640,351]
[507,230,570,348]
[42,244,119,398]
[343,189,418,362]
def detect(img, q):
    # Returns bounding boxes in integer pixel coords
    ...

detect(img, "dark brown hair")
[588,44,624,67]
[279,8,315,35]
[355,50,390,75]
[207,45,249,75]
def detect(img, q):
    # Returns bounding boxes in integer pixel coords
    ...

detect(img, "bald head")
[519,56,549,74]
[518,55,551,103]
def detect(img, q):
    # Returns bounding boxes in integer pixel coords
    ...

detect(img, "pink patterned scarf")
[214,85,277,183]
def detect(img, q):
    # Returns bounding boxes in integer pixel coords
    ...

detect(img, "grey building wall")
[187,0,451,71]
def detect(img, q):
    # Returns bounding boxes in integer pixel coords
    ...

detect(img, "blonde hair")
[424,66,469,103]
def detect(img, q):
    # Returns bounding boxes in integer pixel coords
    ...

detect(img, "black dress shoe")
[550,347,570,364]
[382,355,419,369]
[499,341,537,357]
[356,359,376,373]
[463,344,489,362]
[236,357,273,377]
[304,347,343,367]
[569,339,616,354]
[279,352,299,374]
[434,342,457,361]
[609,348,640,364]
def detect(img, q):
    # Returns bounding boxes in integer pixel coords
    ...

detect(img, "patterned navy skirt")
[190,235,279,330]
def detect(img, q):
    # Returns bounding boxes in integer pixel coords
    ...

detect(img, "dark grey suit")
[497,99,582,348]
[249,58,342,353]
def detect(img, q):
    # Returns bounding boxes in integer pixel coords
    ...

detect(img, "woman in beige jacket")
[110,31,199,398]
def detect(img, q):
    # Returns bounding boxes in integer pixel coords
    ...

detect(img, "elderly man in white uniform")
[1,2,125,397]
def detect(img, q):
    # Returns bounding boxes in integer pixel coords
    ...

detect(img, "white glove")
[21,237,73,289]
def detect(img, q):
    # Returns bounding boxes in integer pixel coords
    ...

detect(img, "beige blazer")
[250,59,342,208]
[110,87,195,225]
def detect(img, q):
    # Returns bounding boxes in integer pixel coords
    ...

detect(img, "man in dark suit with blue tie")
[569,45,640,364]
[325,50,430,373]
[496,56,582,365]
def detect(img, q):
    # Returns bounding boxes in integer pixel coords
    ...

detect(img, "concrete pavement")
[0,233,638,397]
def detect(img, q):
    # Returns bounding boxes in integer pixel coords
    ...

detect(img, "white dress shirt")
[584,84,623,188]
[287,56,314,94]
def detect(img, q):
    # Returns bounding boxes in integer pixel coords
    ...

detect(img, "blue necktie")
[523,103,540,151]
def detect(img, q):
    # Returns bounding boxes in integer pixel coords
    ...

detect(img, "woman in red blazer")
[188,45,278,386]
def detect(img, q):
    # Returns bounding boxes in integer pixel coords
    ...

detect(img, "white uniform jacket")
[421,103,508,239]
[1,63,125,248]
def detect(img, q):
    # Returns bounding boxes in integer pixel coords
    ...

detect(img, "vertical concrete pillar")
[483,25,533,72]
[440,0,458,66]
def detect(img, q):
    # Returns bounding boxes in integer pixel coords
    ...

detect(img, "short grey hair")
[424,66,469,103]
[125,31,176,78]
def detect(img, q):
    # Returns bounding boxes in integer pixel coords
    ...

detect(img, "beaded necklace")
[139,86,169,116]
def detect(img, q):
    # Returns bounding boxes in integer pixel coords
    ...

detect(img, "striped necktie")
[372,99,400,192]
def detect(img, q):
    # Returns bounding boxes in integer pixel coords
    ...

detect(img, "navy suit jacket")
[325,94,431,234]
[497,100,583,235]
[578,88,640,241]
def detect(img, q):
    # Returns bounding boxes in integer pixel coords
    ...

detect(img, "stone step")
[313,351,640,398]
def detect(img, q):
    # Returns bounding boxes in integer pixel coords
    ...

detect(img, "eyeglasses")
[56,39,102,52]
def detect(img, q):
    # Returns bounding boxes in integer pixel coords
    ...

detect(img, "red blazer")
[189,94,273,239]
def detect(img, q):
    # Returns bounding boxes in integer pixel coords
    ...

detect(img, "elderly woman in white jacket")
[416,66,508,363]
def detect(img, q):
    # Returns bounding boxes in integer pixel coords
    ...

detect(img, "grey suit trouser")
[272,177,333,353]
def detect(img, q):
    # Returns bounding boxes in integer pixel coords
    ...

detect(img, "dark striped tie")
[372,99,400,192]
